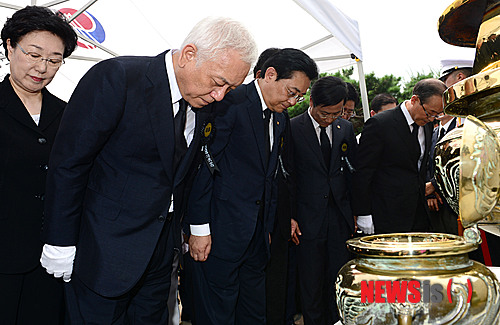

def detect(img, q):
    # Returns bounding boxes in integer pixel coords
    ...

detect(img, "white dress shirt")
[401,100,424,170]
[307,107,332,145]
[165,50,195,213]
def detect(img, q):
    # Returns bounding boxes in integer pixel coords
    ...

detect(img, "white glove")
[357,215,375,234]
[40,244,76,282]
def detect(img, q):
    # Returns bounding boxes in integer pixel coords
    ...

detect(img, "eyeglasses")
[285,85,305,103]
[16,43,64,68]
[343,110,356,118]
[318,109,343,119]
[419,97,445,119]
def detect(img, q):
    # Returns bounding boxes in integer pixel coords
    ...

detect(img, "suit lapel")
[38,88,64,132]
[245,83,268,170]
[144,51,175,179]
[174,107,210,188]
[267,111,285,175]
[330,118,343,172]
[0,76,44,135]
[392,105,416,160]
[422,122,433,171]
[298,112,327,171]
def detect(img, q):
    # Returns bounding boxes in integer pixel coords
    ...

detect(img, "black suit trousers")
[0,265,65,325]
[192,218,268,325]
[65,220,174,324]
[296,198,351,325]
[265,226,289,325]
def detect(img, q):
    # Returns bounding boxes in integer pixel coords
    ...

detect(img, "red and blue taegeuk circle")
[59,8,105,49]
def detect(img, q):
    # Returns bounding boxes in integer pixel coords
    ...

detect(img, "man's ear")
[178,44,198,68]
[264,67,277,81]
[456,72,468,82]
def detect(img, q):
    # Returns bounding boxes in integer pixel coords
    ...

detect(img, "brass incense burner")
[336,233,499,324]
[336,1,500,324]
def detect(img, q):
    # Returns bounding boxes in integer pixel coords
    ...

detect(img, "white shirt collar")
[441,117,455,131]
[401,100,416,127]
[308,106,320,129]
[165,50,182,105]
[254,79,267,113]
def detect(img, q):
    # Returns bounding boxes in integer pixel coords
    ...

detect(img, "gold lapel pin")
[337,125,341,129]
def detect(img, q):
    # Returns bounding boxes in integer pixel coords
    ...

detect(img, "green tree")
[287,68,438,124]
[400,71,437,100]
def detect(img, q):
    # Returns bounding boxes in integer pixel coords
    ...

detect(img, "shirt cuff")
[190,223,211,236]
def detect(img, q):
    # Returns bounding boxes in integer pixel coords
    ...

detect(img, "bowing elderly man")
[40,17,257,324]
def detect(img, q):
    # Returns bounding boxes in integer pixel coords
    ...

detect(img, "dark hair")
[441,67,473,83]
[370,93,398,113]
[310,76,348,107]
[412,78,447,104]
[253,48,280,78]
[346,82,360,107]
[260,48,318,81]
[1,6,78,59]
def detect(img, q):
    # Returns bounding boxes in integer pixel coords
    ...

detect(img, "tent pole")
[356,60,370,121]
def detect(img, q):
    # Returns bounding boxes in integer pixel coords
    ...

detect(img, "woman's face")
[7,30,65,94]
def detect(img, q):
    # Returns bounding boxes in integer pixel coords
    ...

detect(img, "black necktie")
[173,99,188,173]
[438,127,446,141]
[411,122,421,161]
[263,109,272,161]
[320,126,331,168]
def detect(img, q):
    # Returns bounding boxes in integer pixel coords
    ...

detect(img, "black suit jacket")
[291,112,357,239]
[0,76,66,274]
[42,51,204,297]
[272,110,295,240]
[353,104,432,233]
[187,82,286,262]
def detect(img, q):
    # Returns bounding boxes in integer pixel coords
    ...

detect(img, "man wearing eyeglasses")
[185,48,318,325]
[353,78,447,235]
[290,76,357,325]
[342,82,360,120]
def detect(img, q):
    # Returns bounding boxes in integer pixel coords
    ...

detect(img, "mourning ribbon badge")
[201,119,220,175]
[341,141,356,173]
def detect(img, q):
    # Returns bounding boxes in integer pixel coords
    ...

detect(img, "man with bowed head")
[291,76,357,324]
[186,48,318,324]
[353,79,447,234]
[40,17,257,324]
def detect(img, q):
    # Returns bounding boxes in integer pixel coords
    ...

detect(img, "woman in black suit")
[0,6,77,324]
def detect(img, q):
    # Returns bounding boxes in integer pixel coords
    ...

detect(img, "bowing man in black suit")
[353,79,447,234]
[250,48,303,325]
[39,17,257,324]
[291,76,357,325]
[186,48,318,325]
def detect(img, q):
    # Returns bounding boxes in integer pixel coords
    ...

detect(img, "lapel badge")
[341,142,348,152]
[337,125,341,129]
[203,122,213,139]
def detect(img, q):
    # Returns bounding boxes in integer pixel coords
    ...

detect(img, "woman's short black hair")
[1,6,78,59]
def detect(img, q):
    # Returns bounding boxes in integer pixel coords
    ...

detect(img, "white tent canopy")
[0,0,368,117]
